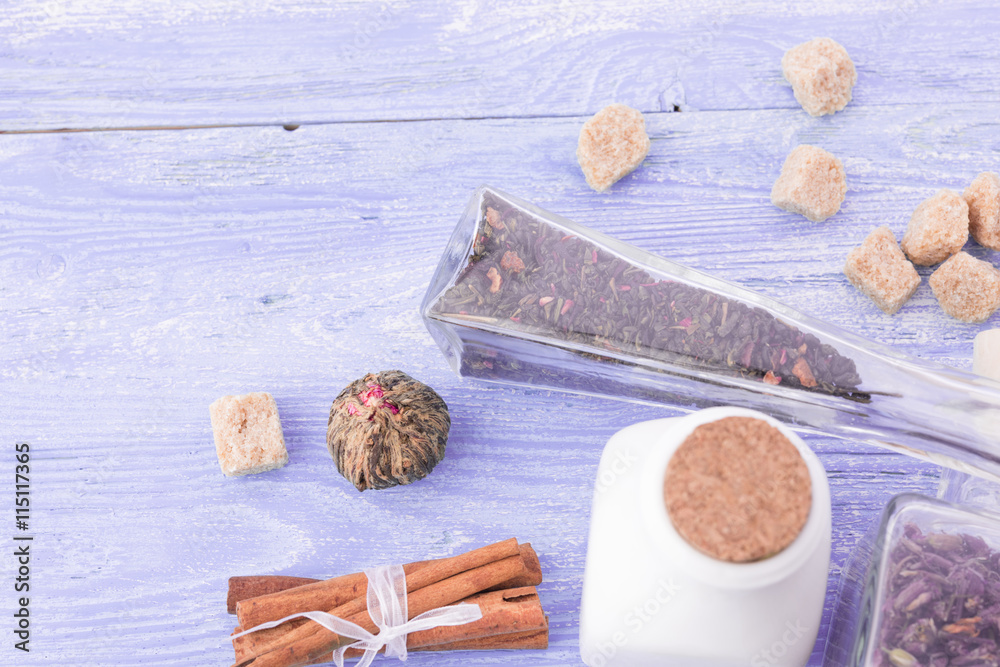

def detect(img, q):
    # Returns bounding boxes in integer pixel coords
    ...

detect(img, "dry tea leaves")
[327,370,449,492]
[430,190,866,402]
[876,524,1000,666]
[663,416,811,562]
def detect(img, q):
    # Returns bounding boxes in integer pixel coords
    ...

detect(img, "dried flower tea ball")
[327,370,449,491]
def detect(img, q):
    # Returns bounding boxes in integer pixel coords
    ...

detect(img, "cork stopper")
[663,416,812,563]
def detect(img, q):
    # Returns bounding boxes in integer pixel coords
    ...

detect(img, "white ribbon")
[232,564,484,667]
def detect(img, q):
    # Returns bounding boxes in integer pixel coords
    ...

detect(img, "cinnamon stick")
[228,577,319,615]
[413,628,549,652]
[230,546,541,664]
[234,622,308,666]
[301,631,549,666]
[242,553,528,667]
[236,571,382,630]
[353,586,548,652]
[234,587,548,664]
[230,543,542,617]
[240,629,549,666]
[488,544,543,591]
[233,540,523,666]
[236,539,519,631]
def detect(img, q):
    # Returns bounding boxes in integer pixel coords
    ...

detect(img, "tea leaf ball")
[327,370,450,491]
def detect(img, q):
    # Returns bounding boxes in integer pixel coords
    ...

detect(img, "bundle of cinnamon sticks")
[227,538,548,667]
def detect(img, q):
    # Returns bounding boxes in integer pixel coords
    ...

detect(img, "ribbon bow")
[232,564,483,667]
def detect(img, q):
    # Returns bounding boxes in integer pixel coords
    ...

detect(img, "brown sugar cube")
[901,189,969,266]
[576,103,650,193]
[210,392,288,477]
[781,37,857,117]
[964,172,1000,250]
[929,252,1000,323]
[770,145,847,222]
[844,226,920,315]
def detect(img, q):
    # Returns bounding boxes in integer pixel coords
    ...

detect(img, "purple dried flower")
[927,533,965,553]
[893,578,942,612]
[927,654,949,667]
[876,524,1000,666]
[887,648,918,667]
[965,534,990,558]
[900,618,936,654]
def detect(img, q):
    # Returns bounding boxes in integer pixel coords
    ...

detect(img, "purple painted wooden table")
[2,2,999,665]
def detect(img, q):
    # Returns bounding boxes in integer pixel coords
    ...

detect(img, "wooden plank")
[4,103,992,361]
[2,103,993,663]
[1,0,999,131]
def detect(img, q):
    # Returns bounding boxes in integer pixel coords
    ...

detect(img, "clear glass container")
[824,493,1000,667]
[420,185,1000,480]
[938,468,1000,508]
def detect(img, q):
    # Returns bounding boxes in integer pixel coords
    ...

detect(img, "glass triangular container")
[421,185,1000,480]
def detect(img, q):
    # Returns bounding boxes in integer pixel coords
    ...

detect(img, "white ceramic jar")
[579,407,831,667]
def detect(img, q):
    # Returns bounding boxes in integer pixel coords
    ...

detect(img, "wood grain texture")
[4,2,1000,664]
[0,102,990,664]
[1,0,999,131]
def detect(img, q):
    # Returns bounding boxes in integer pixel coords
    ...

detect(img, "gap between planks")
[0,101,985,136]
